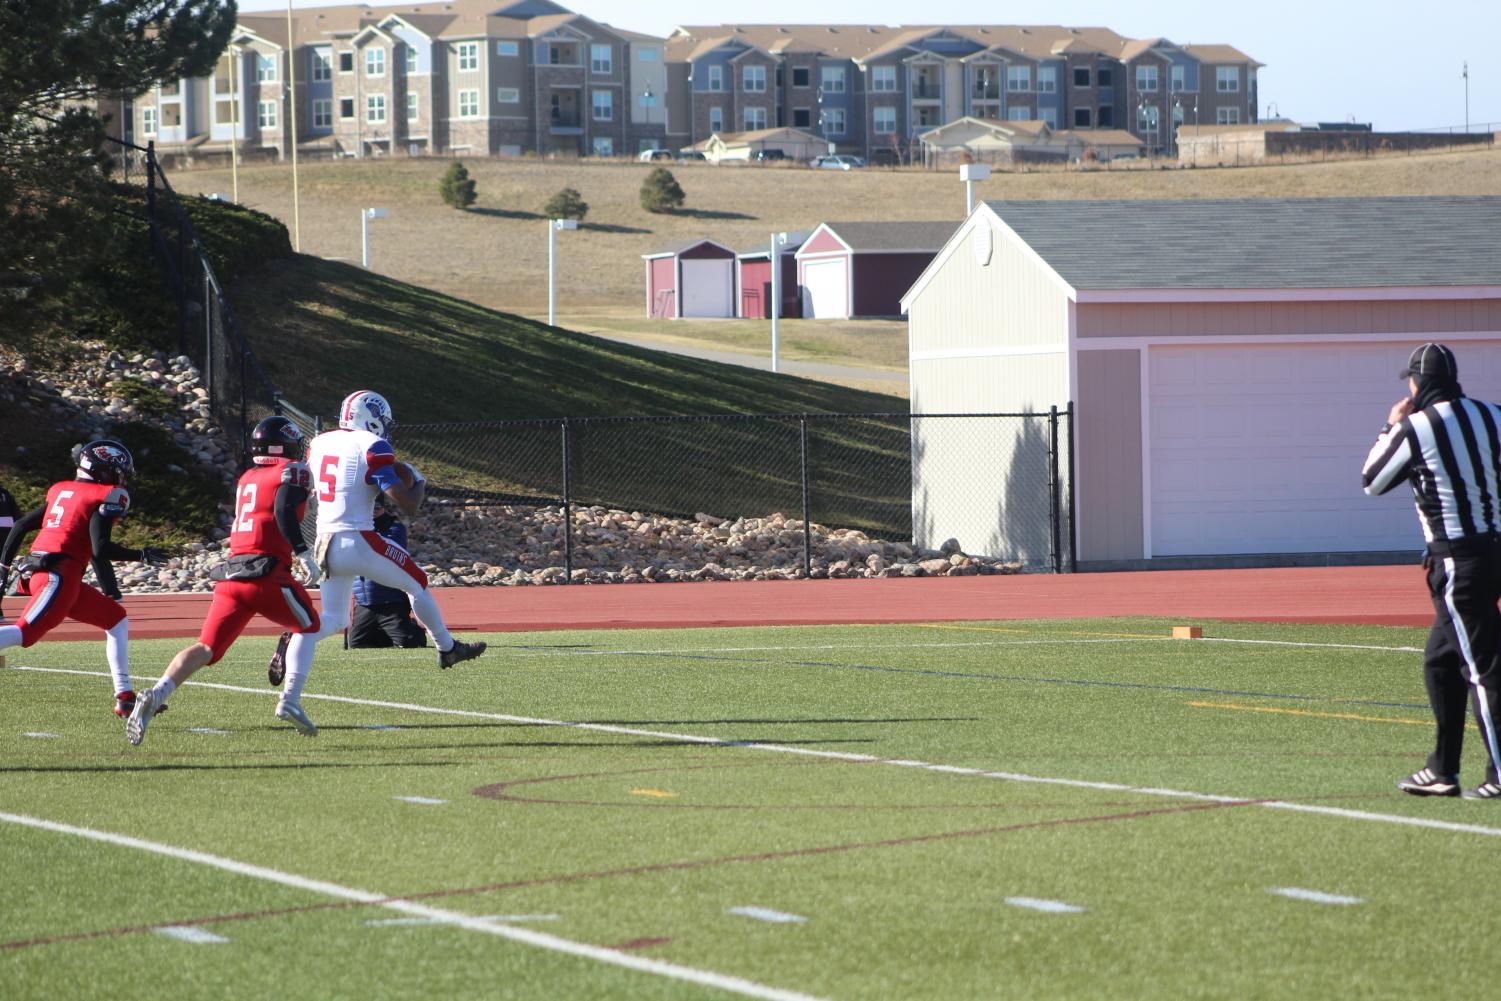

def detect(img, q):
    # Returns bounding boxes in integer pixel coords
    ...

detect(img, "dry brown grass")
[166,146,1501,317]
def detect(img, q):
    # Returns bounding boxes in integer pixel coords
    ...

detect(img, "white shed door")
[1148,341,1501,557]
[802,259,849,319]
[679,259,734,317]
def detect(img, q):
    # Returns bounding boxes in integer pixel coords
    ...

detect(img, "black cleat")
[1397,767,1460,797]
[439,639,486,670]
[268,631,292,687]
[1462,782,1501,800]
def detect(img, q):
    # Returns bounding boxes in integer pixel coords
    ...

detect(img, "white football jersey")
[307,427,401,533]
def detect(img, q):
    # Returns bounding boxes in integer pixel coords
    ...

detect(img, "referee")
[1364,343,1501,799]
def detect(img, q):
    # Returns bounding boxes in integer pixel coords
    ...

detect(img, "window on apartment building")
[1008,106,1031,121]
[340,97,355,118]
[1135,64,1157,91]
[1006,65,1031,92]
[743,65,766,92]
[777,106,784,127]
[1073,66,1090,87]
[141,107,158,135]
[776,65,783,87]
[257,54,276,83]
[592,136,614,156]
[1171,64,1185,92]
[793,107,811,128]
[1098,106,1114,126]
[638,47,658,61]
[366,94,386,123]
[743,106,766,130]
[709,106,723,132]
[497,40,519,57]
[872,66,896,92]
[873,105,896,134]
[821,65,845,92]
[406,45,419,74]
[708,65,723,91]
[458,42,479,72]
[1037,66,1056,92]
[1217,106,1240,124]
[1040,106,1057,127]
[592,90,613,120]
[548,44,575,65]
[458,89,479,117]
[497,87,519,103]
[1136,104,1158,135]
[1097,67,1113,86]
[821,107,846,134]
[312,47,332,81]
[792,66,810,87]
[1073,106,1091,127]
[407,93,419,121]
[313,99,332,128]
[591,44,612,74]
[339,51,354,73]
[1216,66,1238,91]
[639,139,658,152]
[366,48,385,77]
[257,100,277,128]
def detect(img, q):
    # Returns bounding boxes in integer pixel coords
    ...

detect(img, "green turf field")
[2,618,1497,1000]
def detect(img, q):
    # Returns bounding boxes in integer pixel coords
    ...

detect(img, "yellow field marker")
[629,788,678,799]
[1172,625,1204,640]
[1186,700,1475,731]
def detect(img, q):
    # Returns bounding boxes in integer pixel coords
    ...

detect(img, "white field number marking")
[14,665,1500,842]
[1005,897,1087,914]
[393,796,446,805]
[156,926,230,944]
[1269,887,1364,906]
[22,732,60,739]
[728,906,807,924]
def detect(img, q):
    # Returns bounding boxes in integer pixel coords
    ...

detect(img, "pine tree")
[543,187,588,221]
[639,167,686,213]
[439,161,477,210]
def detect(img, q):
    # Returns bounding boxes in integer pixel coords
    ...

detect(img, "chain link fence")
[393,410,1074,580]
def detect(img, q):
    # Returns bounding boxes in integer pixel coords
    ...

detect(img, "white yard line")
[728,906,807,924]
[0,810,827,1001]
[14,666,1500,841]
[1268,887,1364,906]
[1003,897,1087,914]
[393,796,447,805]
[500,636,1421,658]
[155,925,231,943]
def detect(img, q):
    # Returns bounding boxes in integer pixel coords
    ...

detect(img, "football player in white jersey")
[272,390,486,727]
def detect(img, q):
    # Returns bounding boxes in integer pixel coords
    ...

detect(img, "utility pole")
[1463,61,1470,133]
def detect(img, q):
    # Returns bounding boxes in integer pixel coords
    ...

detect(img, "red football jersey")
[29,480,130,564]
[228,460,311,563]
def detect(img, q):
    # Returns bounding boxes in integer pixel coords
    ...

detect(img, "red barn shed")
[795,221,957,319]
[735,231,808,319]
[641,239,738,319]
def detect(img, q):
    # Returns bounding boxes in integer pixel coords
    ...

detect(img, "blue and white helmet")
[338,390,395,440]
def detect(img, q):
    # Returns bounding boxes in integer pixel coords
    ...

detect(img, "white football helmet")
[338,390,395,440]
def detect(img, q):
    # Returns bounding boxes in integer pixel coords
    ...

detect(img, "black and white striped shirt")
[1364,397,1501,546]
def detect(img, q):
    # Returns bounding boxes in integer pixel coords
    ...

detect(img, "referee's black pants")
[1423,548,1501,784]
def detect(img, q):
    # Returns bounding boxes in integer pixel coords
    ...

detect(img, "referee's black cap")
[1401,342,1458,380]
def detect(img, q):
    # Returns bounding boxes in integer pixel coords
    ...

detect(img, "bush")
[439,161,477,210]
[543,187,588,221]
[639,167,686,213]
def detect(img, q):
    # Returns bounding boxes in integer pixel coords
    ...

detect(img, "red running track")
[0,566,1431,641]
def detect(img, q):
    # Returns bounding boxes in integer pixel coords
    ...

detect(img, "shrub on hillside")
[543,187,588,221]
[639,167,685,213]
[439,161,477,210]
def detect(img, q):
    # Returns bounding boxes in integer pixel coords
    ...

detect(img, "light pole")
[229,44,241,203]
[1463,61,1470,132]
[548,218,578,327]
[769,231,787,373]
[285,0,301,251]
[361,207,387,268]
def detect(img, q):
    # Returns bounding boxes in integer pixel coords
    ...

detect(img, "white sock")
[154,678,178,701]
[283,633,321,703]
[106,620,131,694]
[0,625,21,649]
[409,590,453,651]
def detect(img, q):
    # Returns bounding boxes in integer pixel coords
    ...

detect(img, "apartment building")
[126,4,1258,161]
[131,0,669,160]
[663,25,1261,160]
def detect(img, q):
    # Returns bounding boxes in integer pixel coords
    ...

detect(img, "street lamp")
[361,207,387,268]
[229,44,241,203]
[548,218,578,327]
[1463,61,1470,133]
[769,231,788,373]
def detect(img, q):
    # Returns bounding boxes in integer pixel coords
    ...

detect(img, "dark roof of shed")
[641,237,735,259]
[983,197,1501,289]
[821,220,958,252]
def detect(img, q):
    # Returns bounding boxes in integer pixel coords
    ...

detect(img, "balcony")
[971,85,1000,100]
[550,112,581,129]
[911,82,941,100]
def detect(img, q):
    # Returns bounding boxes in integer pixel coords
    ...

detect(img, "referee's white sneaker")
[275,699,318,737]
[1462,781,1501,800]
[1397,767,1460,797]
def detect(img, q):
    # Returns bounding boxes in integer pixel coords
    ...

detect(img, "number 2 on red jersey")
[234,483,258,533]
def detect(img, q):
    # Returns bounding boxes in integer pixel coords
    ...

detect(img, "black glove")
[102,585,123,601]
[139,547,167,566]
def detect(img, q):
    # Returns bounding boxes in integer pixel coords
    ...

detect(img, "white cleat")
[126,688,161,747]
[275,699,318,737]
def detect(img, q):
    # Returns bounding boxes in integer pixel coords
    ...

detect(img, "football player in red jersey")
[128,416,323,745]
[0,440,165,716]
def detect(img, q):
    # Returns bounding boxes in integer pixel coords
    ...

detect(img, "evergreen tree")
[639,167,685,213]
[439,160,477,209]
[543,187,588,221]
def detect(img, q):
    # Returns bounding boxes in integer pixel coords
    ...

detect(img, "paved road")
[582,330,907,386]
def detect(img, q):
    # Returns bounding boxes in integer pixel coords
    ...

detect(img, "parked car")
[748,148,788,162]
[638,148,675,162]
[676,151,707,164]
[812,154,866,170]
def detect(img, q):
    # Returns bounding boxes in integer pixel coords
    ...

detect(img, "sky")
[237,0,1500,132]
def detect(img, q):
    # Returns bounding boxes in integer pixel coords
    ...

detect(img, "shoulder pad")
[99,487,131,516]
[280,462,312,489]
